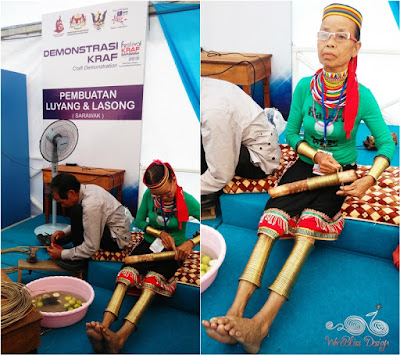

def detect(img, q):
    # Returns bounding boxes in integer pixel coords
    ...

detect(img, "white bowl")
[25,276,95,328]
[200,225,226,293]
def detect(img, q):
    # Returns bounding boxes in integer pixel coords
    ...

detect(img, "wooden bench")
[18,259,83,283]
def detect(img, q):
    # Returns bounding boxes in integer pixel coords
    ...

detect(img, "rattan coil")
[1,281,33,329]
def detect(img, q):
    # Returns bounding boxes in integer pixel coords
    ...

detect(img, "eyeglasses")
[317,31,358,43]
[152,182,174,199]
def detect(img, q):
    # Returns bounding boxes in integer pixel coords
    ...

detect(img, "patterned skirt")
[258,158,357,241]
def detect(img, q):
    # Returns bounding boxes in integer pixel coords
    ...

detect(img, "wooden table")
[201,51,272,108]
[42,165,125,223]
[1,269,43,353]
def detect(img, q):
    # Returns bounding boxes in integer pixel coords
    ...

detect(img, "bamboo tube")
[268,170,357,198]
[124,233,200,264]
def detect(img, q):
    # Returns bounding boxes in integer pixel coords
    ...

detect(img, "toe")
[202,320,210,328]
[210,322,218,330]
[216,324,226,335]
[224,322,234,331]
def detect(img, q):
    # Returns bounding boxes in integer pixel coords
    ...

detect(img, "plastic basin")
[25,276,95,328]
[200,225,226,293]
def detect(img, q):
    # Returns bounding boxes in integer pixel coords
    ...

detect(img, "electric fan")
[34,120,79,236]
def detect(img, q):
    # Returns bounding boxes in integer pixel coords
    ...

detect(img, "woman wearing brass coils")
[202,4,395,353]
[87,160,200,353]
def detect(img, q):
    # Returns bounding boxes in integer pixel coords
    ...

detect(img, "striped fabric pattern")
[323,3,363,29]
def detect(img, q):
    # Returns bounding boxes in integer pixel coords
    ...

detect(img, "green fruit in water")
[68,307,74,311]
[73,304,80,309]
[64,303,70,309]
[201,256,211,265]
[68,299,76,306]
[209,259,217,267]
[200,264,207,271]
[36,301,43,307]
[206,266,213,272]
[76,300,82,305]
[65,296,71,301]
[200,270,205,277]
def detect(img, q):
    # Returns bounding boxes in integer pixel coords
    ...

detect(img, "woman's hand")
[336,175,375,198]
[314,152,341,174]
[159,231,176,251]
[51,230,65,244]
[175,240,194,261]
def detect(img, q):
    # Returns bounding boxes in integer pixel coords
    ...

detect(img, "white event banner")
[41,1,148,213]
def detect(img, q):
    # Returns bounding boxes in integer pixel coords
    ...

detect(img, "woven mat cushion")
[223,144,298,194]
[91,231,144,262]
[91,231,200,287]
[223,144,399,226]
[173,251,200,287]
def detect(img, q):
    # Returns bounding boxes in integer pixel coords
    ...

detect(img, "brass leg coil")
[269,236,314,300]
[238,233,276,288]
[104,283,128,319]
[124,288,156,327]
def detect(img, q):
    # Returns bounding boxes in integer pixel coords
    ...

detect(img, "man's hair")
[48,174,81,199]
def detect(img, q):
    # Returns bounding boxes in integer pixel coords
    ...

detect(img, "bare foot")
[102,326,124,354]
[86,321,104,353]
[223,316,268,354]
[202,317,237,344]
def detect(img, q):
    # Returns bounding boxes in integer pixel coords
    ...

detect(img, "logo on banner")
[53,16,64,36]
[70,13,87,30]
[111,8,128,29]
[92,11,107,30]
[325,306,390,352]
[121,40,141,66]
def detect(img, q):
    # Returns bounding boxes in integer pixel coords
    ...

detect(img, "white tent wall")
[140,13,200,205]
[201,1,292,105]
[293,0,400,126]
[201,1,399,126]
[1,2,200,218]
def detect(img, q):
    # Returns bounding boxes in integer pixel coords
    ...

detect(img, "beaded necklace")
[152,196,176,230]
[311,68,348,108]
[310,68,348,147]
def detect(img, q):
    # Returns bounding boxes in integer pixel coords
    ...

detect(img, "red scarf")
[343,56,359,139]
[143,160,189,230]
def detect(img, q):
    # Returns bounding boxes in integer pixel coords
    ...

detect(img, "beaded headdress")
[323,3,363,29]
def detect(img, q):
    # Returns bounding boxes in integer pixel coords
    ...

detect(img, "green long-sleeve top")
[286,76,395,166]
[135,189,200,246]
